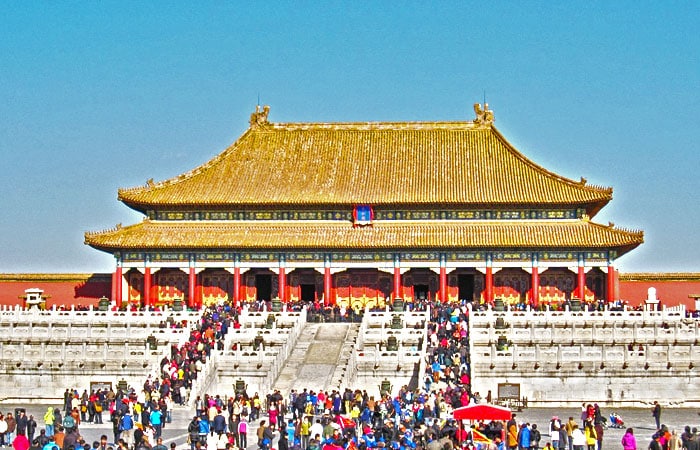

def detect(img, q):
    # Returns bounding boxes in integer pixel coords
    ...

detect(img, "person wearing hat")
[550,417,560,450]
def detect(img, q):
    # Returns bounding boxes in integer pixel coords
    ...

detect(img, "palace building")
[84,104,644,310]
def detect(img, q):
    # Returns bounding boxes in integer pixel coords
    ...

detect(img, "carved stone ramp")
[272,322,349,394]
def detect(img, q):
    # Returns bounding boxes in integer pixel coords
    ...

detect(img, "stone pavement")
[5,402,700,450]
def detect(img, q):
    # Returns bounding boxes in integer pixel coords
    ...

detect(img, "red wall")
[619,279,700,310]
[0,274,111,308]
[2,272,700,311]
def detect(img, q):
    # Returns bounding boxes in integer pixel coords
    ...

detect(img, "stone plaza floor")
[4,403,700,450]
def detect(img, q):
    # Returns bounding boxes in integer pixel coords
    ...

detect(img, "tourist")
[565,417,576,450]
[507,419,518,450]
[530,424,541,450]
[12,431,29,450]
[557,424,568,450]
[583,421,596,450]
[97,435,110,450]
[25,415,36,444]
[668,430,682,450]
[213,409,227,437]
[152,437,168,450]
[187,416,200,450]
[0,413,8,446]
[33,429,49,448]
[593,421,604,450]
[549,416,560,450]
[150,406,164,440]
[299,416,311,450]
[237,416,248,449]
[652,402,661,431]
[53,426,65,450]
[62,425,80,450]
[649,433,662,450]
[41,435,59,450]
[6,412,17,446]
[268,403,279,432]
[686,429,700,450]
[278,433,289,450]
[257,420,273,450]
[570,424,585,450]
[198,415,210,445]
[518,423,531,450]
[119,411,135,448]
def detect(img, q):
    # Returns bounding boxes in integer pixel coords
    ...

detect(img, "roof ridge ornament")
[249,105,270,128]
[473,102,494,125]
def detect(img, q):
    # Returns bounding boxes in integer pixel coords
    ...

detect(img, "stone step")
[272,323,351,395]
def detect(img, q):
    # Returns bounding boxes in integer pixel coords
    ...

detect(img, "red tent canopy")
[452,403,512,421]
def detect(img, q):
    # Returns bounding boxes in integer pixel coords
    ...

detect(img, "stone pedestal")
[494,298,504,311]
[570,299,581,311]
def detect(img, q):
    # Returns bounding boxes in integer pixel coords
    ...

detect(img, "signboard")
[497,383,520,400]
[90,381,112,394]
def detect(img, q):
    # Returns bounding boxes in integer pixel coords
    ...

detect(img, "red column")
[233,267,241,306]
[531,266,539,308]
[115,266,123,308]
[393,267,402,300]
[324,267,333,305]
[188,267,196,309]
[278,267,287,302]
[111,271,117,305]
[607,264,616,301]
[485,266,493,303]
[143,267,152,308]
[577,265,586,300]
[439,267,447,303]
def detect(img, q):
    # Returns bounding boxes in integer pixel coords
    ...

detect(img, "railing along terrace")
[0,304,202,325]
[468,302,690,325]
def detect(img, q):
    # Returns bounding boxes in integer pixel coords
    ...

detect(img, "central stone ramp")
[272,323,350,393]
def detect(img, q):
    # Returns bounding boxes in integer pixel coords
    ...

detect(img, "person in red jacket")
[12,430,29,450]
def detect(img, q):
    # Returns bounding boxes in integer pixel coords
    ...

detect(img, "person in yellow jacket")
[584,421,597,450]
[507,421,519,450]
[43,408,55,438]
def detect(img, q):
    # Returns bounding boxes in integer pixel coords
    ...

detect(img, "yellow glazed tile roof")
[85,219,643,256]
[118,118,613,215]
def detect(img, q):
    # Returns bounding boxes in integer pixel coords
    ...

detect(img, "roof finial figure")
[473,102,494,125]
[249,105,270,128]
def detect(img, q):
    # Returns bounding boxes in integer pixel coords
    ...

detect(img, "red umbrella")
[452,403,512,421]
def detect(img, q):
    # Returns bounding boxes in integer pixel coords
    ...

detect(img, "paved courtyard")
[5,403,700,450]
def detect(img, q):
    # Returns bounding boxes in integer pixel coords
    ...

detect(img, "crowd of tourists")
[6,300,700,450]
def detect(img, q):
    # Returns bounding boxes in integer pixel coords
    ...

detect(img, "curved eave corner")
[489,126,614,216]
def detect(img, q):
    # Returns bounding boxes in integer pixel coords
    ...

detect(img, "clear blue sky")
[1,2,698,274]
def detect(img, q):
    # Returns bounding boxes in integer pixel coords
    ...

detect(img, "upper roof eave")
[85,218,643,258]
[117,120,613,216]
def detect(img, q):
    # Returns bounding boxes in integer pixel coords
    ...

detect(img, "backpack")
[120,414,133,431]
[62,416,75,429]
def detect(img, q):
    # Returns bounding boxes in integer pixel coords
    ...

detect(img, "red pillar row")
[143,267,152,308]
[439,267,447,303]
[577,265,586,300]
[188,267,196,309]
[114,266,123,308]
[531,266,539,308]
[607,264,616,301]
[324,267,334,305]
[233,267,241,306]
[484,266,494,303]
[279,267,287,302]
[393,267,402,300]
